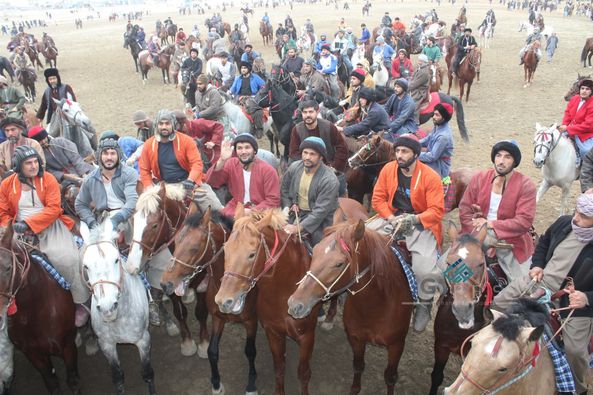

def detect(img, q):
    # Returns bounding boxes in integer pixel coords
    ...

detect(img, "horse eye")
[152,223,158,229]
[336,262,344,268]
[248,252,256,260]
[497,367,508,373]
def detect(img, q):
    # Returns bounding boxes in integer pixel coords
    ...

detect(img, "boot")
[413,297,433,332]
[149,288,163,326]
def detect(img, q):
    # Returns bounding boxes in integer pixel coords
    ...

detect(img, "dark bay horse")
[138,45,175,84]
[288,219,414,395]
[16,68,36,102]
[259,21,273,46]
[161,205,259,395]
[523,41,540,88]
[23,43,43,70]
[125,35,142,73]
[0,223,80,394]
[580,37,593,68]
[450,47,481,102]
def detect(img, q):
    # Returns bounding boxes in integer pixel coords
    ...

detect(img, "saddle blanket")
[390,245,419,302]
[544,333,576,393]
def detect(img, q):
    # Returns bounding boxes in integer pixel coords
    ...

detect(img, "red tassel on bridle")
[485,281,493,307]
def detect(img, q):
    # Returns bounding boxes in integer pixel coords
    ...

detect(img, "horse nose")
[161,282,173,295]
[219,298,234,314]
[288,301,306,318]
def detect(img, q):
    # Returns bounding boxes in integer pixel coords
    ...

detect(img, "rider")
[304,18,315,34]
[418,103,454,179]
[203,133,280,217]
[136,26,146,49]
[492,192,593,395]
[281,136,339,244]
[281,47,304,78]
[0,117,44,170]
[381,12,392,28]
[391,49,414,80]
[37,67,77,124]
[194,74,225,122]
[214,53,238,91]
[0,145,90,327]
[372,37,395,74]
[181,48,203,105]
[230,24,245,44]
[314,34,331,56]
[559,78,593,159]
[332,30,351,72]
[337,87,390,137]
[392,17,406,32]
[240,44,260,63]
[0,76,26,119]
[384,78,418,138]
[422,37,442,64]
[175,27,187,44]
[368,134,445,332]
[280,33,297,59]
[132,110,155,142]
[519,26,542,65]
[27,125,93,187]
[459,141,536,281]
[229,61,266,99]
[359,23,371,46]
[341,67,367,108]
[451,28,477,77]
[275,23,287,40]
[147,36,161,66]
[409,54,431,115]
[316,45,339,98]
[299,59,330,96]
[262,12,271,29]
[174,109,224,166]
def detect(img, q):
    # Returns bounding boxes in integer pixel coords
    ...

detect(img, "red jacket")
[563,95,593,142]
[459,169,536,264]
[391,57,414,79]
[175,31,187,44]
[206,157,280,217]
[0,172,74,234]
[139,132,204,187]
[184,119,224,165]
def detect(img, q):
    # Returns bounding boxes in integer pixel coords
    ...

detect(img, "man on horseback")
[367,134,445,332]
[459,141,536,281]
[332,30,352,74]
[181,48,202,104]
[422,37,442,64]
[0,145,90,326]
[202,133,280,217]
[409,54,431,117]
[175,27,187,44]
[451,28,477,77]
[214,53,237,91]
[194,74,225,122]
[230,24,245,44]
[560,78,593,159]
[240,44,259,63]
[337,87,390,137]
[275,23,287,40]
[372,37,395,74]
[519,26,542,65]
[36,68,76,125]
[282,48,304,78]
[314,34,331,57]
[316,45,340,98]
[262,12,272,31]
[132,110,155,142]
[304,18,315,35]
[492,192,593,395]
[341,67,367,108]
[384,78,417,138]
[0,76,25,119]
[147,36,161,66]
[27,125,93,187]
[359,23,371,46]
[299,59,330,96]
[281,137,339,245]
[0,117,44,170]
[280,33,297,59]
[391,49,414,80]
[418,103,454,179]
[229,61,266,99]
[381,12,392,28]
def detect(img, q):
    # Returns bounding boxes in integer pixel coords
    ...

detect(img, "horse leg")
[134,57,139,73]
[536,178,551,203]
[25,352,60,395]
[137,330,157,395]
[348,336,367,395]
[169,294,197,356]
[296,332,315,395]
[208,316,226,394]
[560,184,572,216]
[63,337,81,395]
[428,346,451,395]
[99,341,125,395]
[193,290,210,358]
[465,81,473,102]
[162,67,167,84]
[266,330,287,395]
[458,80,465,102]
[384,342,405,395]
[447,71,453,95]
[244,318,258,395]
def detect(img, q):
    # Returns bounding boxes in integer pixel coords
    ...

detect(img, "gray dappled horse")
[47,98,97,160]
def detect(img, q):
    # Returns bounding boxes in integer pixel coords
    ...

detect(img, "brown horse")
[158,27,169,46]
[0,222,80,394]
[580,37,593,68]
[16,67,36,102]
[429,63,443,92]
[523,41,539,88]
[288,219,414,395]
[259,21,273,46]
[444,36,457,88]
[161,205,259,395]
[22,43,43,70]
[451,47,480,102]
[138,45,175,84]
[40,42,58,68]
[564,73,591,101]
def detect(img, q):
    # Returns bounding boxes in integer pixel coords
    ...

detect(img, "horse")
[80,219,156,395]
[166,23,178,43]
[450,47,481,102]
[444,300,555,394]
[564,74,590,101]
[479,22,493,49]
[125,35,142,73]
[533,122,578,216]
[580,37,593,68]
[429,224,493,395]
[138,45,175,84]
[222,98,277,144]
[371,52,389,87]
[296,31,313,57]
[23,44,43,70]
[523,41,539,88]
[259,21,273,46]
[288,218,414,395]
[0,57,15,82]
[429,63,443,93]
[158,27,169,45]
[40,39,58,68]
[0,307,12,394]
[127,183,210,357]
[161,205,259,395]
[47,98,97,159]
[16,67,36,102]
[214,208,322,395]
[0,222,80,394]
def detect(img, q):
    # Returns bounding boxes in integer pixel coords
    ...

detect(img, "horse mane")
[87,223,110,244]
[492,298,548,340]
[185,210,234,230]
[324,221,404,294]
[136,183,185,216]
[232,209,287,233]
[457,233,481,247]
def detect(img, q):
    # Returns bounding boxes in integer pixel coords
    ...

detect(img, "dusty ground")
[4,1,592,394]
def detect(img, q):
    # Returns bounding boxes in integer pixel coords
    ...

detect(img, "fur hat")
[321,44,331,52]
[27,125,48,142]
[154,109,178,138]
[43,67,61,86]
[240,61,253,71]
[350,68,366,83]
[393,134,421,156]
[491,140,521,168]
[394,78,409,91]
[434,103,453,123]
[196,74,208,85]
[233,133,258,153]
[300,136,327,159]
[579,79,593,90]
[358,87,376,102]
[0,117,27,131]
[96,135,122,168]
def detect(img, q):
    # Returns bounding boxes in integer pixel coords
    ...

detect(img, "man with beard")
[281,47,304,79]
[132,110,155,142]
[0,117,44,170]
[408,54,431,117]
[459,141,536,282]
[317,45,339,98]
[36,68,76,124]
[194,74,225,121]
[560,78,593,159]
[298,59,330,96]
[27,125,93,187]
[368,134,444,332]
[418,103,454,179]
[451,28,477,76]
[0,76,26,120]
[180,48,203,106]
[240,44,260,63]
[229,61,265,99]
[384,78,417,138]
[215,52,238,91]
[337,87,390,137]
[289,100,348,195]
[204,133,280,217]
[281,137,339,244]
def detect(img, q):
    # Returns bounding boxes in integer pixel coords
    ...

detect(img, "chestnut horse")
[523,41,539,88]
[138,45,175,84]
[259,21,273,46]
[288,219,414,395]
[0,223,80,394]
[580,37,593,68]
[451,47,481,102]
[161,205,259,395]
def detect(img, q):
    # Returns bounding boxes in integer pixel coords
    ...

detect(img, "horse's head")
[564,74,590,101]
[441,223,490,329]
[348,132,391,168]
[54,98,91,130]
[62,184,80,216]
[80,219,122,322]
[215,207,286,314]
[533,122,559,168]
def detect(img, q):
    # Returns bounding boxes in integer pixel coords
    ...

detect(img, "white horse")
[47,98,97,159]
[479,22,493,48]
[206,55,224,80]
[296,30,313,57]
[80,219,156,395]
[0,311,13,394]
[350,43,367,69]
[222,99,276,139]
[371,51,389,87]
[533,122,579,216]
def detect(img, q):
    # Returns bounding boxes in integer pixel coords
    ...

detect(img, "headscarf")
[573,193,593,242]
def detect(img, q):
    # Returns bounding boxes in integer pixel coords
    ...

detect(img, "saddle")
[241,98,269,138]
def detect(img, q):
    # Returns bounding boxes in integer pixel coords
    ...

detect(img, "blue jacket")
[419,122,454,179]
[360,28,370,43]
[344,102,390,137]
[314,39,331,53]
[230,73,266,96]
[119,136,143,172]
[262,15,270,23]
[241,50,260,62]
[384,93,417,135]
[373,44,395,61]
[316,53,338,75]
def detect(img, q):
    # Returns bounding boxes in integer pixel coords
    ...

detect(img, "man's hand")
[529,267,544,282]
[219,138,234,162]
[182,179,196,191]
[283,224,299,234]
[290,204,299,214]
[567,288,589,309]
[472,217,488,229]
[336,125,344,133]
[13,221,29,234]
[204,141,215,149]
[558,125,567,133]
[390,213,418,235]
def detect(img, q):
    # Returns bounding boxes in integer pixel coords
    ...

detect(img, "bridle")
[348,140,391,169]
[130,205,185,261]
[222,229,290,293]
[533,128,560,166]
[82,240,124,299]
[297,237,374,301]
[0,243,30,315]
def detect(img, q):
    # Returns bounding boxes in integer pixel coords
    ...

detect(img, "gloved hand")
[13,221,29,234]
[391,214,419,236]
[182,179,196,191]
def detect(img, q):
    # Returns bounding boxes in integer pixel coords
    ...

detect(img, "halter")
[222,229,290,293]
[82,240,125,298]
[348,140,390,169]
[0,244,30,315]
[297,237,374,301]
[533,128,560,166]
[443,242,492,307]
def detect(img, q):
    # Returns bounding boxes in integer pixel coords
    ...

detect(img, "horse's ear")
[353,219,365,242]
[256,210,273,230]
[201,206,212,226]
[483,307,505,324]
[550,122,558,130]
[526,325,545,343]
[476,224,489,244]
[234,202,245,220]
[187,200,199,218]
[157,182,166,200]
[1,221,14,248]
[448,221,459,243]
[534,122,542,131]
[332,206,347,225]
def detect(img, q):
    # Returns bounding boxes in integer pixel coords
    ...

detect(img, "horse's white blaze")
[483,337,498,355]
[127,211,147,275]
[457,247,469,260]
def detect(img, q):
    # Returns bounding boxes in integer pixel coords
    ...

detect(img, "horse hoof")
[85,336,99,356]
[180,339,197,356]
[198,340,209,359]
[321,321,334,331]
[166,321,180,337]
[212,383,225,395]
[245,391,258,395]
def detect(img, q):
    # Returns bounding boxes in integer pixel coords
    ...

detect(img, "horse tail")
[450,95,469,142]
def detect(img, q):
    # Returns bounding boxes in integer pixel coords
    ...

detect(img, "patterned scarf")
[572,194,593,242]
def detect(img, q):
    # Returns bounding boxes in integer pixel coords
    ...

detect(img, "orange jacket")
[0,172,74,234]
[371,160,444,244]
[139,132,204,187]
